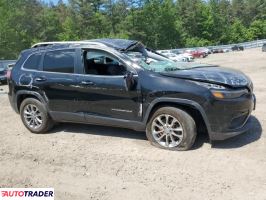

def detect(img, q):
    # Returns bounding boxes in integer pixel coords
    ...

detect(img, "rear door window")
[43,50,75,73]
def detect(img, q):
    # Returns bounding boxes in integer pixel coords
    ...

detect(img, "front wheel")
[146,107,197,151]
[20,98,54,133]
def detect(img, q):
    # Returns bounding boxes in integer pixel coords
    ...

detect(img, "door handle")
[35,77,46,82]
[81,81,95,85]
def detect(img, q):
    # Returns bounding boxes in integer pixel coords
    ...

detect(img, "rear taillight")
[6,70,12,79]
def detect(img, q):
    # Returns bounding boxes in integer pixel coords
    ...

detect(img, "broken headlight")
[194,81,248,99]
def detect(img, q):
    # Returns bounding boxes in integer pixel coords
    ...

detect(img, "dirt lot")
[0,48,265,200]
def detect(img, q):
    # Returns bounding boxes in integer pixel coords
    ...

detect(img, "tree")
[0,0,266,59]
[228,19,249,43]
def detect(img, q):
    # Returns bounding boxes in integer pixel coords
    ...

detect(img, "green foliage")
[247,20,266,40]
[228,20,249,43]
[0,0,265,59]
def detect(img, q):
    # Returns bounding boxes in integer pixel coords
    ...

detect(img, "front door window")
[83,50,127,76]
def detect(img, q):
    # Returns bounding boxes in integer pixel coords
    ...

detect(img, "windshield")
[124,50,191,72]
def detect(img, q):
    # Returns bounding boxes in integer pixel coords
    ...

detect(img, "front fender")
[143,97,211,135]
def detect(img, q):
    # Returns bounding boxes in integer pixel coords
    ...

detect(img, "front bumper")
[207,93,256,141]
[209,117,253,140]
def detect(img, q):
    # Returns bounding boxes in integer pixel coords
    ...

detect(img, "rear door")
[36,49,84,122]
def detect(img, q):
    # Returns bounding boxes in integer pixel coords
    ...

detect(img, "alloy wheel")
[23,104,43,129]
[151,114,184,148]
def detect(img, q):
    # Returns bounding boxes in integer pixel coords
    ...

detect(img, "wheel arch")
[16,91,47,112]
[143,98,211,139]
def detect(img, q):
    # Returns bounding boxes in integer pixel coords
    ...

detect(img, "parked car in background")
[198,48,211,55]
[209,48,223,53]
[180,53,194,62]
[262,43,266,52]
[157,50,171,54]
[7,63,16,69]
[171,49,183,55]
[0,60,16,84]
[157,50,193,62]
[8,39,256,151]
[171,49,194,62]
[163,53,187,62]
[223,48,230,53]
[185,49,207,58]
[232,45,244,51]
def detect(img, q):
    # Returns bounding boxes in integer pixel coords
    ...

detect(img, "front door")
[76,49,142,121]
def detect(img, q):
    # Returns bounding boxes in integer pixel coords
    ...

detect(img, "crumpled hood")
[89,38,140,51]
[161,64,251,88]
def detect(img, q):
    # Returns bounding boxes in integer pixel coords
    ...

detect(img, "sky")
[43,0,68,4]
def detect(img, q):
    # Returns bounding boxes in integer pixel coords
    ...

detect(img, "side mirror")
[124,71,137,91]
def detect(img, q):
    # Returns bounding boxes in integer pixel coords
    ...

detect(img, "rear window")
[23,54,41,70]
[43,50,75,73]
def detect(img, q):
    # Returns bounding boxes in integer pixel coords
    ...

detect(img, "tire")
[20,98,54,133]
[146,107,197,151]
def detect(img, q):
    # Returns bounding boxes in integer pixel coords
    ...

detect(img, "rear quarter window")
[23,53,42,70]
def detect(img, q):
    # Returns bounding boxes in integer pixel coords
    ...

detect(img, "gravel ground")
[0,48,265,200]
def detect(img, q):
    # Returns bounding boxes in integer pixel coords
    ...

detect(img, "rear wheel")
[20,98,54,133]
[146,107,197,151]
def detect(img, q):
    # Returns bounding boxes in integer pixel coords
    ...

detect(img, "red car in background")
[185,49,208,58]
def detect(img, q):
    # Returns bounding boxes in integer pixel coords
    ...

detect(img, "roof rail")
[31,41,107,48]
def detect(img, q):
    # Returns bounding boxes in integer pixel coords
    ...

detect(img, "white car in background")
[158,50,194,62]
[157,50,171,54]
[163,53,188,62]
[223,48,230,53]
[171,49,194,62]
[179,52,194,62]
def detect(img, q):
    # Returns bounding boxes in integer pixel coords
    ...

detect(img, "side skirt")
[49,111,146,131]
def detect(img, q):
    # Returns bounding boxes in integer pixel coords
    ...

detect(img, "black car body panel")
[232,45,244,51]
[8,39,256,141]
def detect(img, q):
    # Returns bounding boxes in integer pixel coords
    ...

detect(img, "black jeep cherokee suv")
[8,39,256,150]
